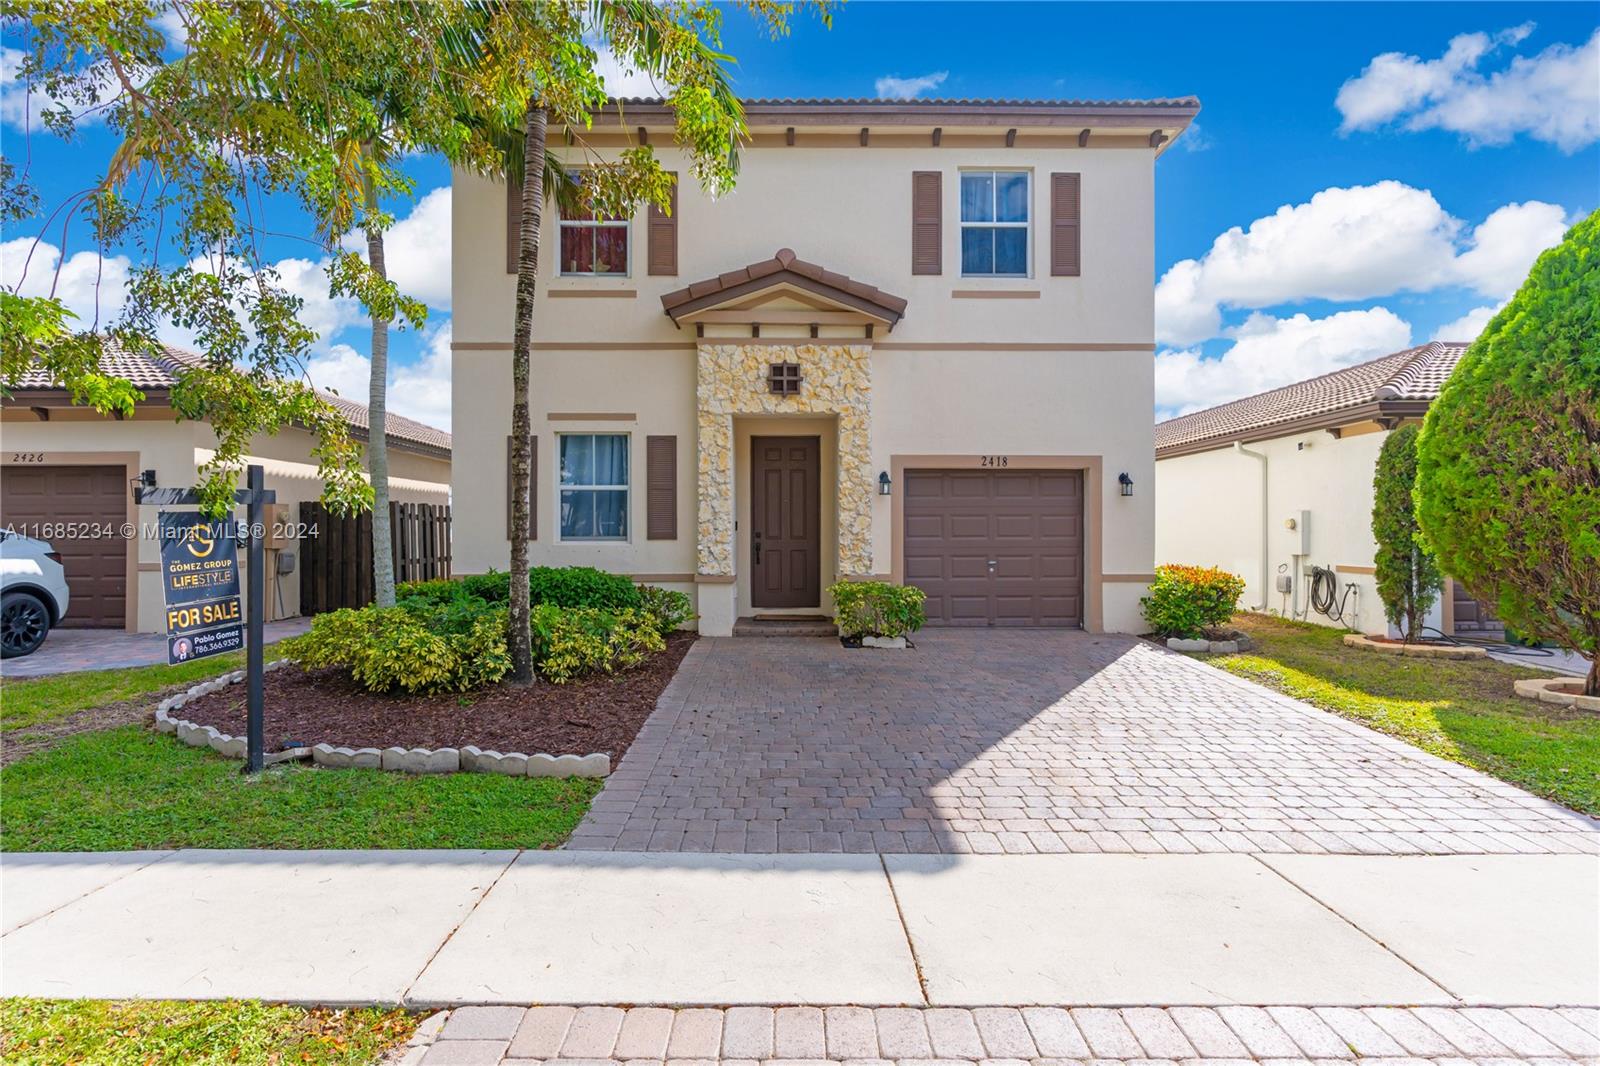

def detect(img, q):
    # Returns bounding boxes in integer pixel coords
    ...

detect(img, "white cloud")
[0,45,118,132]
[303,320,453,432]
[340,185,451,311]
[591,43,666,98]
[1433,304,1500,342]
[1,237,131,327]
[1155,307,1413,418]
[1177,121,1212,152]
[1154,182,1567,346]
[875,71,948,100]
[1337,25,1600,152]
[1449,200,1568,297]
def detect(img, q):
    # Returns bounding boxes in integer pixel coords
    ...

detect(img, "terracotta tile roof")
[12,339,451,455]
[1154,341,1470,456]
[661,248,908,326]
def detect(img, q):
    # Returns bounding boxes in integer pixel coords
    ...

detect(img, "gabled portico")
[662,249,906,635]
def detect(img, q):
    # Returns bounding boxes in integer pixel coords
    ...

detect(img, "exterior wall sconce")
[878,471,892,496]
[1118,472,1134,497]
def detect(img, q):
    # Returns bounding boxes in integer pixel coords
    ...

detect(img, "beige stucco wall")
[0,412,450,631]
[451,137,1160,633]
[1153,424,1440,636]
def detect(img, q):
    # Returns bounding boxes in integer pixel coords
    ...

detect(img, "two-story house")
[450,97,1199,636]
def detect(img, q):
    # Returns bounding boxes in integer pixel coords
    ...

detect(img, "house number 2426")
[979,455,1009,467]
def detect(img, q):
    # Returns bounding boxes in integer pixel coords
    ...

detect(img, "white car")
[1,530,71,658]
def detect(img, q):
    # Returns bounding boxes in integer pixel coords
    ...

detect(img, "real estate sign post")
[139,464,276,773]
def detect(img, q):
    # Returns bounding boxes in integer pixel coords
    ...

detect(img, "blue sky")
[3,2,1597,430]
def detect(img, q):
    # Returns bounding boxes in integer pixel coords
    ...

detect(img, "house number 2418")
[980,455,1009,467]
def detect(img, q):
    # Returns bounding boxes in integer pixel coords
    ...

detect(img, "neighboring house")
[452,96,1200,635]
[1152,341,1498,638]
[0,342,452,632]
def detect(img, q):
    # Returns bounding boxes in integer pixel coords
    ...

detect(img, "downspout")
[1233,441,1268,611]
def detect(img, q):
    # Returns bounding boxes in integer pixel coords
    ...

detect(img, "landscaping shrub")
[281,601,511,694]
[828,580,927,639]
[531,604,666,683]
[528,566,642,610]
[1371,423,1440,642]
[638,584,695,632]
[395,577,472,608]
[460,570,512,603]
[1141,564,1246,638]
[1416,209,1600,695]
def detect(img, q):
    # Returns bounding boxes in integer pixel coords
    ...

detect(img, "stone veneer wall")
[696,343,873,578]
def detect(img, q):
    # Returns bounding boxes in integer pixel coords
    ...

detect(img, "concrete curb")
[1514,676,1600,712]
[152,665,610,778]
[1343,633,1487,659]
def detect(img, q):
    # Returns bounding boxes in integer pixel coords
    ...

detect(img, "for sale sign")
[159,512,244,664]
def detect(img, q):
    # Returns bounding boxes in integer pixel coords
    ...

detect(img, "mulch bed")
[173,632,696,757]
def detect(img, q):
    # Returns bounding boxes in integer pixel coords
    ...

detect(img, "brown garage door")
[903,469,1084,627]
[1,465,128,627]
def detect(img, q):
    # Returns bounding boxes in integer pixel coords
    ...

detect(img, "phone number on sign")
[3,522,321,540]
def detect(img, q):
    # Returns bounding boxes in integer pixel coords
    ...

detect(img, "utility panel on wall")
[1285,509,1311,556]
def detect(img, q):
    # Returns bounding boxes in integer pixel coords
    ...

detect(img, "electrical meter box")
[262,503,291,549]
[1284,509,1311,556]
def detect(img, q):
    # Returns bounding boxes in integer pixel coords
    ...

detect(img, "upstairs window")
[559,433,629,540]
[559,176,629,276]
[960,170,1030,277]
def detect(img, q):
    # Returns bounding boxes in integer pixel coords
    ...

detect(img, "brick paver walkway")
[400,1004,1600,1065]
[568,632,1600,855]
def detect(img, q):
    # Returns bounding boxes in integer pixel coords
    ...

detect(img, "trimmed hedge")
[828,580,927,639]
[1141,564,1245,638]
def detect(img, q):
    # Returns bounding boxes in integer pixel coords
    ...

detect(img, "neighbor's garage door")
[903,469,1084,627]
[1,465,127,627]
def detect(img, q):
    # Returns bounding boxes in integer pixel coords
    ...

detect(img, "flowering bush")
[1140,564,1245,638]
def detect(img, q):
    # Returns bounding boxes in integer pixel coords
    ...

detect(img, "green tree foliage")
[0,0,453,516]
[1371,423,1441,642]
[1416,209,1600,694]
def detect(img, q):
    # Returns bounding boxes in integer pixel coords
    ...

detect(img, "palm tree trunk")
[507,99,547,682]
[363,155,396,609]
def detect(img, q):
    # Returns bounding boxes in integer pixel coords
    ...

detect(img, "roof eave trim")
[1154,399,1433,460]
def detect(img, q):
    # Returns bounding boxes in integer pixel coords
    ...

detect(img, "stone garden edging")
[1343,633,1487,659]
[1166,636,1244,654]
[152,663,610,778]
[1514,676,1600,712]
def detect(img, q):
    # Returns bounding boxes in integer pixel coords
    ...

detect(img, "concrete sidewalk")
[2,850,1595,1007]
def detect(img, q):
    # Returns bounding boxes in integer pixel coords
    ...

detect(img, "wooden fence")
[299,501,451,614]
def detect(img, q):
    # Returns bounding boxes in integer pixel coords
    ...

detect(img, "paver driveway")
[568,631,1600,855]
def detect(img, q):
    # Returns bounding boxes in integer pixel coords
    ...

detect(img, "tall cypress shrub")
[1371,423,1440,642]
[1415,210,1600,694]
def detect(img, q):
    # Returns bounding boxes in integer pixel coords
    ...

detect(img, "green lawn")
[0,725,601,851]
[0,999,415,1066]
[1,649,284,734]
[1206,614,1600,815]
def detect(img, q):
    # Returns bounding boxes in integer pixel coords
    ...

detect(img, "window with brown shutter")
[505,179,521,275]
[505,434,537,540]
[646,435,676,539]
[1050,172,1082,277]
[647,173,678,276]
[911,171,942,275]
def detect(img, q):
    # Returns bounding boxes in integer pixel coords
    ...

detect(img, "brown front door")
[1451,578,1503,635]
[750,436,820,608]
[903,468,1084,627]
[1,464,128,627]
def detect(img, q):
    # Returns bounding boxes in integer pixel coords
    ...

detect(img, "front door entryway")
[750,436,821,608]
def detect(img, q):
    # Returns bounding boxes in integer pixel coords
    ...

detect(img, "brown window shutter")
[1050,172,1082,277]
[505,179,521,275]
[505,434,537,540]
[911,171,942,275]
[646,435,677,539]
[647,173,678,276]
